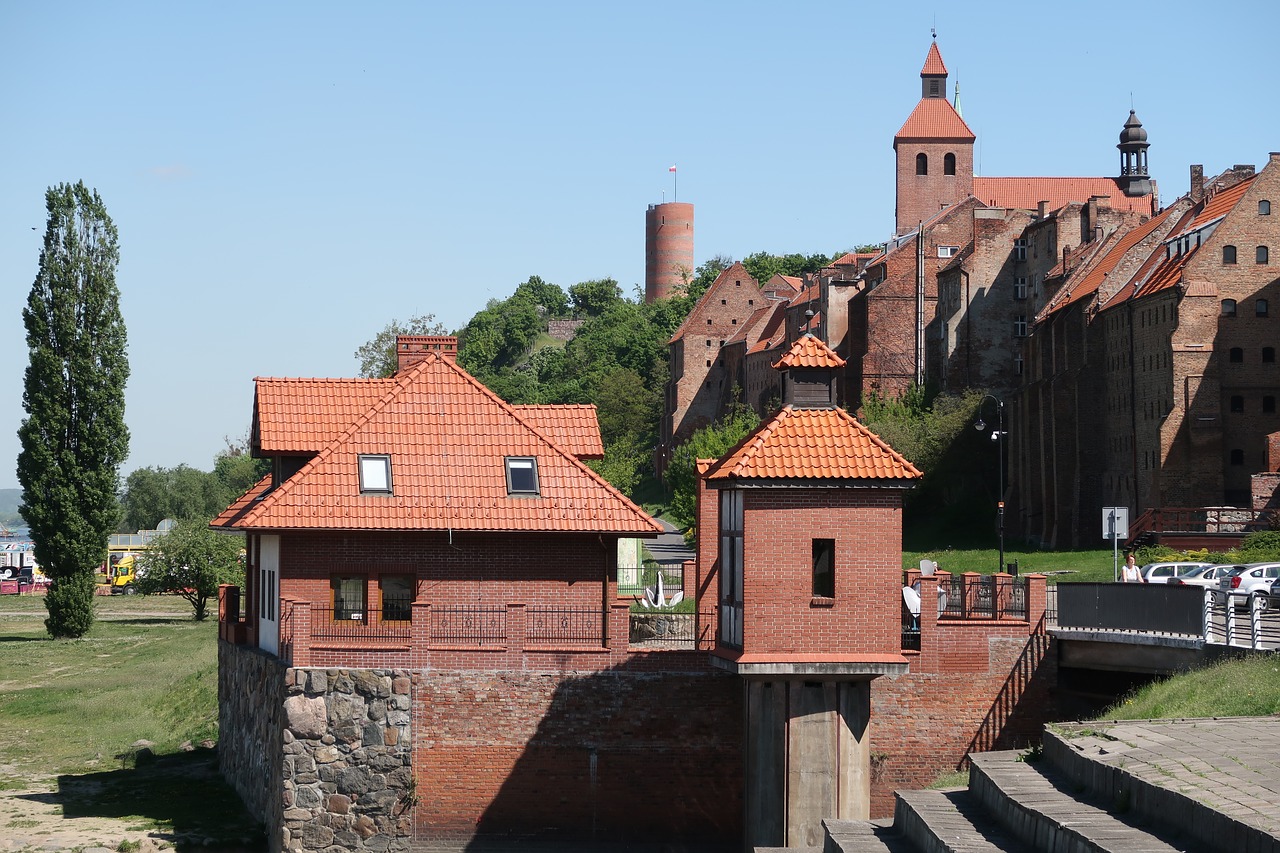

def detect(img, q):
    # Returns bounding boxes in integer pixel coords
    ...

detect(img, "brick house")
[216,333,1056,851]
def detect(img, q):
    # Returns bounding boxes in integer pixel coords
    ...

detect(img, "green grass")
[1096,656,1280,720]
[0,593,263,847]
[903,547,1119,582]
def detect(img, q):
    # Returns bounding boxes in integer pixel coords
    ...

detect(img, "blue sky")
[1,1,1276,494]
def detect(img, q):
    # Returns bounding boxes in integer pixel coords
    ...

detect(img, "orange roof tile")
[895,98,974,141]
[1042,205,1179,317]
[772,335,846,370]
[706,406,922,482]
[512,405,604,459]
[973,177,1155,215]
[832,251,875,266]
[255,378,393,453]
[921,41,948,76]
[789,283,820,306]
[218,355,659,535]
[1181,175,1255,232]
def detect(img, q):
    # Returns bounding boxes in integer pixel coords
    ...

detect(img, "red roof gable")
[217,354,660,535]
[895,98,974,141]
[772,335,846,370]
[705,407,922,482]
[973,177,1155,216]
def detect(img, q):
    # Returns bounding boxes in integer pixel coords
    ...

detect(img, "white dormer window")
[359,455,392,494]
[937,245,960,258]
[505,457,539,496]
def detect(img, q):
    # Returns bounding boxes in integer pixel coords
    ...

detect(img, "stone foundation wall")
[218,641,286,838]
[280,667,415,852]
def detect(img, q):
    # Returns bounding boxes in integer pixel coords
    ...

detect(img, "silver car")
[1140,561,1213,584]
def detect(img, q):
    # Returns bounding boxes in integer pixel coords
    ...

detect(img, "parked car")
[1168,564,1239,589]
[1141,561,1213,584]
[1218,563,1280,605]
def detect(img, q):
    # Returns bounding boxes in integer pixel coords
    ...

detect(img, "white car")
[1168,564,1239,589]
[1218,563,1280,603]
[1140,561,1213,584]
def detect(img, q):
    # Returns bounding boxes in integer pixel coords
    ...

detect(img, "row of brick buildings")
[661,38,1280,547]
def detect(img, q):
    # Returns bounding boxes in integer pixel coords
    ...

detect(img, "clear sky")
[1,1,1276,493]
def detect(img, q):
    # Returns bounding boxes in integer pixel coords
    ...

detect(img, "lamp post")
[974,395,1006,574]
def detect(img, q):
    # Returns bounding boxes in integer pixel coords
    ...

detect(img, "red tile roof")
[832,252,876,266]
[705,406,922,482]
[772,335,846,370]
[921,41,948,76]
[895,98,974,141]
[215,354,660,534]
[255,378,392,453]
[973,177,1155,215]
[512,405,604,459]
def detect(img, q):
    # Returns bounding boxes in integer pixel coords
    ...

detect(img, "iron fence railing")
[618,561,685,598]
[1205,590,1280,650]
[938,575,1026,620]
[430,606,507,646]
[526,607,604,645]
[307,604,411,641]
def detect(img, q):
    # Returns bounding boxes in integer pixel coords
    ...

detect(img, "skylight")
[505,457,539,496]
[359,455,392,494]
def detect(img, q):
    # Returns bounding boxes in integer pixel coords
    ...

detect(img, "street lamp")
[974,395,1006,575]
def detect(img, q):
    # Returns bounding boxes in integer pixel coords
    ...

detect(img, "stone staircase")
[821,725,1280,853]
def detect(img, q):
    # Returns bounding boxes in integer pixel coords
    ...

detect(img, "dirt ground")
[1,773,173,852]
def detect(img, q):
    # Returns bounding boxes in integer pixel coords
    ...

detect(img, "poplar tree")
[19,181,130,638]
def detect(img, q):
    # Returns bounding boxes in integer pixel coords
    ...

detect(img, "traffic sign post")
[1102,507,1129,582]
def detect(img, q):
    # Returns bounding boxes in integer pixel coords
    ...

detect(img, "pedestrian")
[1121,553,1144,583]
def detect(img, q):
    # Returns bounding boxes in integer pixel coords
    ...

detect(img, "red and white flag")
[668,165,677,173]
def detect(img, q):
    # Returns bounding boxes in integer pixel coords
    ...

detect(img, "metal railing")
[307,605,411,641]
[618,561,685,598]
[1205,590,1280,650]
[1055,583,1205,635]
[939,575,1027,620]
[526,607,604,645]
[429,606,506,646]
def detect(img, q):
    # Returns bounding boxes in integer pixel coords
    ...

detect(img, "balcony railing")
[307,605,411,642]
[527,607,604,645]
[429,606,507,646]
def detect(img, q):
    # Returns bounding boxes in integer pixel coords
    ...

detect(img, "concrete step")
[969,750,1201,853]
[892,788,1036,853]
[822,817,915,853]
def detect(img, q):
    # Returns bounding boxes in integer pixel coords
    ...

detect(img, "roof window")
[505,457,539,496]
[359,455,392,495]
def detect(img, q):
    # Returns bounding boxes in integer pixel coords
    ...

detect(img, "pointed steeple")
[921,39,948,99]
[953,78,962,118]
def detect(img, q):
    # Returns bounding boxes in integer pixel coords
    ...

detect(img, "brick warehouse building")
[216,335,1055,851]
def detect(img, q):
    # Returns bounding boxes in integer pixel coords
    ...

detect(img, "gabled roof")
[705,406,922,483]
[1040,206,1179,318]
[772,334,846,370]
[255,378,392,454]
[214,354,660,535]
[973,177,1155,216]
[895,98,975,141]
[831,251,876,267]
[668,261,759,344]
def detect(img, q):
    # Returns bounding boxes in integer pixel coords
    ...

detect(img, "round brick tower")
[645,201,694,302]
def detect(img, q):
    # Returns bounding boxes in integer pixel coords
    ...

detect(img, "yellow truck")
[110,553,144,594]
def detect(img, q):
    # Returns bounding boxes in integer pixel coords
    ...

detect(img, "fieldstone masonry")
[220,642,416,853]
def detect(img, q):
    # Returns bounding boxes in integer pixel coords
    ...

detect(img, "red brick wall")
[739,490,904,657]
[895,139,974,237]
[412,667,743,843]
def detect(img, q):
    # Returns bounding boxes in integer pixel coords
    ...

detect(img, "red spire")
[921,41,948,77]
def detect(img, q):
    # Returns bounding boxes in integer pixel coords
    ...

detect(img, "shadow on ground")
[51,749,265,851]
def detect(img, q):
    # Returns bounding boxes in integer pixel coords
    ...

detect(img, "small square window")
[380,575,414,622]
[359,455,392,494]
[937,245,959,258]
[505,457,539,495]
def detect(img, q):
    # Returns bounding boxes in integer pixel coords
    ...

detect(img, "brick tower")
[894,39,975,236]
[645,201,694,302]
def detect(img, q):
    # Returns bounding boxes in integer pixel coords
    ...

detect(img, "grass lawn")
[904,546,1121,583]
[0,592,263,848]
[1094,655,1280,720]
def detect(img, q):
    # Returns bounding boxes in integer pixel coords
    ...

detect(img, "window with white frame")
[1013,239,1027,262]
[1013,316,1028,337]
[1013,277,1028,300]
[937,245,960,258]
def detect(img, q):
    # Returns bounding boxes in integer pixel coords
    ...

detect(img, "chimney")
[396,335,457,373]
[1190,165,1204,203]
[1037,200,1050,219]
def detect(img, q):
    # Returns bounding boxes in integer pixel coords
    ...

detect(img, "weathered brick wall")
[412,667,743,845]
[869,631,1057,817]
[546,319,584,341]
[219,640,286,841]
[895,139,974,237]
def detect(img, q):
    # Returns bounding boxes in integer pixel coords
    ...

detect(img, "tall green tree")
[19,181,130,638]
[136,520,244,620]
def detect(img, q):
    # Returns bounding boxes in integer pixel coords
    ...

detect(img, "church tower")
[1116,109,1153,197]
[893,39,975,236]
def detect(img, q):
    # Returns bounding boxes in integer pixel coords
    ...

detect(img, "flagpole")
[669,165,677,202]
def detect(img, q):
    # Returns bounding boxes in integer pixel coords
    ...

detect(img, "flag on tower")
[668,165,677,173]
